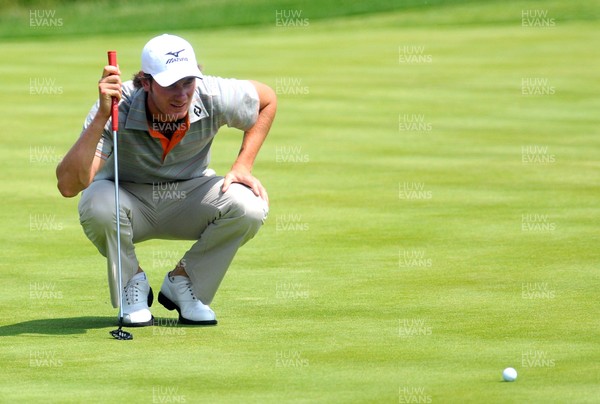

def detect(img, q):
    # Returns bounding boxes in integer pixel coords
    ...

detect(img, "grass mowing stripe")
[1,0,488,39]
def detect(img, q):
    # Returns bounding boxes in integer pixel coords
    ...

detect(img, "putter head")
[110,325,133,340]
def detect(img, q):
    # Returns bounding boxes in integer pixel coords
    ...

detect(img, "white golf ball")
[503,367,518,382]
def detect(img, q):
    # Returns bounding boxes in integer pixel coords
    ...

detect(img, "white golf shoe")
[158,273,217,325]
[121,272,154,327]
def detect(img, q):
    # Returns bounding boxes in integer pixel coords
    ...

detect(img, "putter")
[107,51,132,341]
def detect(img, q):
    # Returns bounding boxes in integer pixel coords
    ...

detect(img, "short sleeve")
[209,77,259,131]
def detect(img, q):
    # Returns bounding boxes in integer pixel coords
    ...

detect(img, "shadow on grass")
[0,316,114,336]
[0,316,217,337]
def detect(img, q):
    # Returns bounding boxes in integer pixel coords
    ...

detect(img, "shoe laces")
[173,276,197,301]
[124,279,144,305]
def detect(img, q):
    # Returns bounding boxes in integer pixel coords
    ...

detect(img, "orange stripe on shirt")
[147,115,190,161]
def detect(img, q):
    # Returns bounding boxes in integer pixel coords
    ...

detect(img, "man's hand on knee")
[222,164,269,206]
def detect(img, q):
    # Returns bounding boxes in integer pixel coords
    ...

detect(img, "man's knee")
[225,183,269,232]
[79,181,118,227]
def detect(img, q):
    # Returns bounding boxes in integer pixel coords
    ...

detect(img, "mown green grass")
[0,0,481,39]
[1,0,599,403]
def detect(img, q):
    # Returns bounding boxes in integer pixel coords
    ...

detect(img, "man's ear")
[141,78,151,92]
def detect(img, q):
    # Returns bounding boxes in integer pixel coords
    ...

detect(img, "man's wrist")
[231,161,253,173]
[92,110,111,125]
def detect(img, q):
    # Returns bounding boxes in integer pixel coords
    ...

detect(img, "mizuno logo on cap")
[165,49,188,64]
[165,49,185,57]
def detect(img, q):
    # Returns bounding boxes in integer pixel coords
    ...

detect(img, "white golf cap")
[141,34,203,87]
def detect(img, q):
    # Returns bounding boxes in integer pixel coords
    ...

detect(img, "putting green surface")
[1,0,599,402]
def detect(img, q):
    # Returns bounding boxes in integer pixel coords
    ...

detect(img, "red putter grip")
[107,51,119,132]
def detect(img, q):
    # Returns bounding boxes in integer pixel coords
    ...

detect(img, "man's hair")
[132,64,203,89]
[132,71,153,89]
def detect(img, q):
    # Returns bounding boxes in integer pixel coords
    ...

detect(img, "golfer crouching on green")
[56,34,276,326]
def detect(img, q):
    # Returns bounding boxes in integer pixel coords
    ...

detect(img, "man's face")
[143,76,196,122]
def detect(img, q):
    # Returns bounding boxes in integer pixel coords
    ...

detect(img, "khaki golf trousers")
[78,175,268,308]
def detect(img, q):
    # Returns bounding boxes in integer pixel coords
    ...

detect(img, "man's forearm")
[56,115,107,197]
[233,82,277,171]
[57,64,120,198]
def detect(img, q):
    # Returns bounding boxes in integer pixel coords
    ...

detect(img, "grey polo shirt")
[84,76,259,184]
